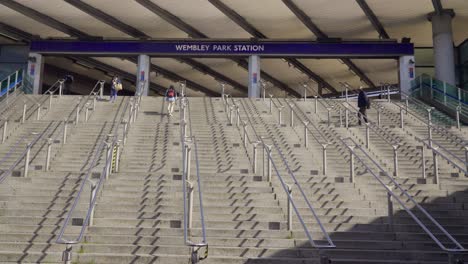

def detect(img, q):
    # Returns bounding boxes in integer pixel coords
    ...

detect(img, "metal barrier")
[179,96,209,262]
[56,94,136,264]
[224,96,335,252]
[339,136,466,259]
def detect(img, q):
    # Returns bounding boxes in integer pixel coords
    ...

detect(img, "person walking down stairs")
[357,86,371,125]
[110,76,122,103]
[165,85,177,116]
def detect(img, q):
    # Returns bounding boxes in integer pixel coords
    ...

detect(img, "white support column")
[248,55,261,98]
[27,53,44,95]
[136,54,150,96]
[399,55,415,96]
[428,9,456,85]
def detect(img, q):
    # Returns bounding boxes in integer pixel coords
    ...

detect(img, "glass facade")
[458,40,468,90]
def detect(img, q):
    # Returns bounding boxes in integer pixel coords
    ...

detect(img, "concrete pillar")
[27,53,44,94]
[428,10,456,85]
[399,55,415,95]
[248,55,261,98]
[136,54,150,96]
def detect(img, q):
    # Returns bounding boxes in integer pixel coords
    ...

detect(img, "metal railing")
[56,93,137,263]
[339,136,466,258]
[179,96,209,262]
[224,96,335,251]
[0,69,23,99]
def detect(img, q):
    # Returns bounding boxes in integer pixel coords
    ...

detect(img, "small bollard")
[314,96,318,114]
[387,191,394,232]
[45,138,52,171]
[303,121,309,148]
[253,142,259,174]
[349,146,355,183]
[62,244,72,264]
[89,182,97,226]
[23,142,32,178]
[22,103,27,123]
[393,145,399,177]
[63,119,68,144]
[399,108,404,128]
[322,144,328,175]
[36,103,41,120]
[287,184,293,231]
[2,120,8,144]
[188,181,194,229]
[433,147,439,184]
[289,105,294,127]
[365,123,370,149]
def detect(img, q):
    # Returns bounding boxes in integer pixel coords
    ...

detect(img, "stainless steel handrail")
[339,136,466,253]
[233,97,335,249]
[179,97,208,250]
[56,95,132,247]
[416,136,467,175]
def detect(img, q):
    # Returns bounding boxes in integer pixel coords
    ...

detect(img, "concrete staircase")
[0,95,466,263]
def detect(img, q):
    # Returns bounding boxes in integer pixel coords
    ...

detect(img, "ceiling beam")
[281,0,376,89]
[69,56,166,95]
[135,0,207,38]
[0,0,91,38]
[0,21,36,42]
[63,0,148,38]
[355,0,390,39]
[208,0,335,95]
[432,0,444,14]
[127,57,220,97]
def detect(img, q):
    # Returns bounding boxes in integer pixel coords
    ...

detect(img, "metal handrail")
[56,95,132,246]
[179,97,208,250]
[339,136,466,253]
[416,136,467,174]
[235,97,335,249]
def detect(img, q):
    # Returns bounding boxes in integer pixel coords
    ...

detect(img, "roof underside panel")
[220,0,314,38]
[366,0,433,46]
[80,0,186,38]
[292,0,379,39]
[298,59,364,91]
[0,6,67,38]
[147,0,250,38]
[260,59,308,95]
[444,0,468,45]
[350,59,398,85]
[14,0,127,37]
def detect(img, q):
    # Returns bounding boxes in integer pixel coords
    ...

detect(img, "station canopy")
[1,0,467,97]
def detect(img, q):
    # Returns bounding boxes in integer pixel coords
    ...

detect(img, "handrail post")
[266,145,272,182]
[377,107,381,127]
[303,121,309,148]
[339,108,343,127]
[2,120,7,144]
[63,119,68,144]
[93,95,96,110]
[236,106,240,127]
[6,75,10,102]
[443,82,447,105]
[278,107,283,126]
[289,104,294,127]
[115,140,121,173]
[287,184,292,231]
[89,182,97,226]
[58,79,64,97]
[314,96,318,114]
[22,103,26,123]
[269,95,273,114]
[303,86,306,102]
[229,106,234,125]
[387,85,391,102]
[85,104,90,122]
[252,142,258,174]
[456,106,461,130]
[426,108,433,147]
[105,135,113,180]
[129,102,134,124]
[345,87,348,102]
[75,106,80,124]
[405,96,409,114]
[345,108,349,128]
[23,142,32,178]
[465,147,468,173]
[458,87,462,106]
[432,147,439,184]
[133,102,138,121]
[49,92,53,110]
[393,145,399,178]
[242,121,247,148]
[399,108,404,128]
[45,138,52,171]
[322,144,328,175]
[365,123,370,149]
[420,145,426,180]
[387,190,394,232]
[99,80,104,99]
[327,108,331,127]
[36,103,41,120]
[349,146,355,183]
[185,142,192,181]
[62,244,72,264]
[187,181,194,229]
[122,120,128,145]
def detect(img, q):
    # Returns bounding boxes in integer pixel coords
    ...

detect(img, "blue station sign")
[30,39,414,58]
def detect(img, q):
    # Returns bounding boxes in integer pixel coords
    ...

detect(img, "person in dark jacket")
[357,86,370,125]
